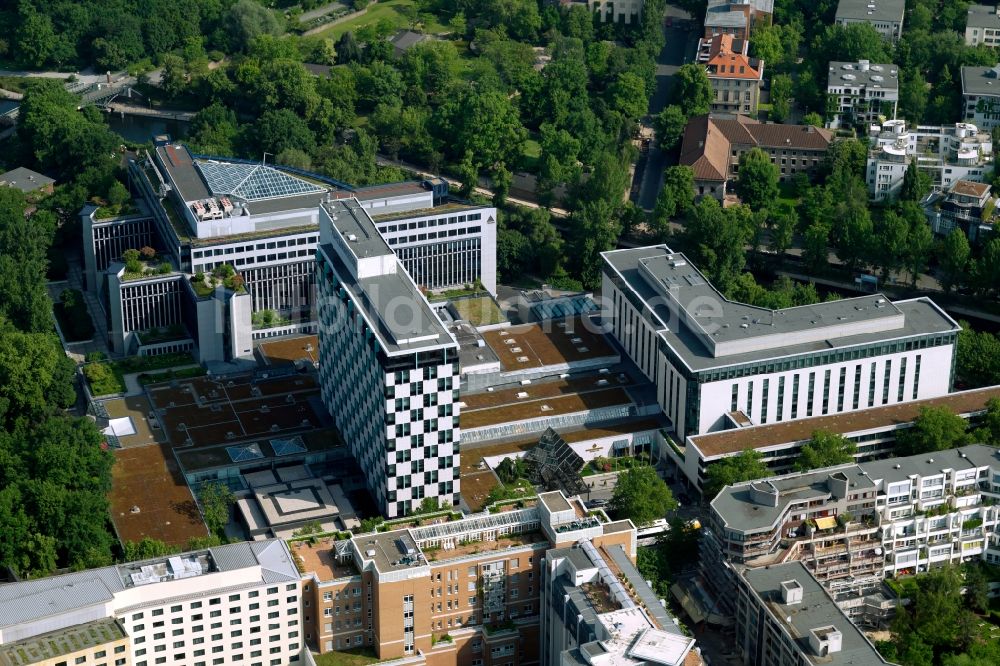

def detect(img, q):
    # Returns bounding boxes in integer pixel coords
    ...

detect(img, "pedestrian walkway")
[50,259,113,362]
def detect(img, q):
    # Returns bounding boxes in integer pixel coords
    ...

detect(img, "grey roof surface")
[741,562,894,665]
[539,491,573,513]
[356,529,427,573]
[835,0,905,23]
[606,544,681,634]
[244,192,327,216]
[602,245,958,372]
[0,167,54,193]
[828,61,899,91]
[962,65,1000,96]
[707,0,774,14]
[156,144,210,202]
[712,445,1000,533]
[966,4,1000,30]
[704,10,748,27]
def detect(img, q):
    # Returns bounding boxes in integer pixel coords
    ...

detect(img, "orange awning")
[815,516,837,530]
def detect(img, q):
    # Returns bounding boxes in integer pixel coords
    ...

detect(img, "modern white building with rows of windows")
[600,245,960,438]
[0,540,303,666]
[83,139,495,363]
[316,198,461,519]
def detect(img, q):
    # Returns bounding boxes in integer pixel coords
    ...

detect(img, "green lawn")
[312,648,380,666]
[777,180,800,207]
[313,0,449,40]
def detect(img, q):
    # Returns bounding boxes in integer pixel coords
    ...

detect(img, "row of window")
[192,237,317,259]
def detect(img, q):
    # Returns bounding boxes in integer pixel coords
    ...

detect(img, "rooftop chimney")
[779,579,803,605]
[809,626,843,657]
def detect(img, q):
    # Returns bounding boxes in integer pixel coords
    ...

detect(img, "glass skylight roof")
[196,160,325,202]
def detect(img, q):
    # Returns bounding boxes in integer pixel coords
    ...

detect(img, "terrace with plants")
[121,247,175,281]
[190,263,246,297]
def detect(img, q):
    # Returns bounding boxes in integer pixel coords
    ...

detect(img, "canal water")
[103,111,189,144]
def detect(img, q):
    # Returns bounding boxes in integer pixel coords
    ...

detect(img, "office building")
[704,36,764,116]
[962,64,1000,130]
[0,540,303,666]
[865,120,994,201]
[735,562,896,666]
[675,385,1000,493]
[600,245,960,438]
[84,141,496,362]
[316,198,460,519]
[924,179,997,242]
[965,4,1000,46]
[704,445,1000,622]
[834,0,905,42]
[295,490,696,665]
[826,60,899,129]
[679,115,833,199]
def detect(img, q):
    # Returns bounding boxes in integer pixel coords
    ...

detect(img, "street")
[635,9,701,211]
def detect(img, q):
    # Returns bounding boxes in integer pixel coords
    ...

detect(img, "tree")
[199,482,235,536]
[903,202,934,287]
[226,0,283,52]
[335,32,361,64]
[769,74,794,123]
[609,465,677,527]
[653,105,686,150]
[900,162,931,202]
[767,202,797,256]
[123,537,178,562]
[704,449,772,499]
[651,166,695,233]
[939,228,971,294]
[681,198,752,293]
[437,89,526,171]
[571,198,622,289]
[802,112,824,127]
[608,71,649,120]
[736,148,780,211]
[674,63,713,117]
[873,210,909,281]
[17,12,57,68]
[750,24,784,70]
[896,406,969,455]
[794,431,857,472]
[495,456,528,484]
[834,197,873,271]
[252,109,316,156]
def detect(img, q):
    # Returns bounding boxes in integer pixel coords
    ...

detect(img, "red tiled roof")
[951,180,990,197]
[679,115,730,182]
[705,35,762,80]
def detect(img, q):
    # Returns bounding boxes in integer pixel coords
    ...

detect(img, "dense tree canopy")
[794,431,857,472]
[705,449,772,499]
[896,407,969,456]
[609,465,677,527]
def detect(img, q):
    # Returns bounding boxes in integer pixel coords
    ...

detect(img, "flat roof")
[0,167,54,193]
[355,529,426,573]
[828,61,899,91]
[967,4,1000,29]
[835,0,904,23]
[156,144,211,202]
[349,181,429,200]
[539,491,573,513]
[290,539,359,582]
[371,202,490,223]
[0,618,126,666]
[480,318,618,371]
[460,386,633,429]
[603,245,958,372]
[690,385,1000,458]
[962,65,1000,96]
[741,562,894,665]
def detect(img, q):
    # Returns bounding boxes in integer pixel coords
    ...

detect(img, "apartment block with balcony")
[826,60,899,129]
[295,490,675,666]
[835,0,905,42]
[865,120,994,202]
[704,445,1000,623]
[966,5,1000,46]
[924,179,997,243]
[735,562,896,666]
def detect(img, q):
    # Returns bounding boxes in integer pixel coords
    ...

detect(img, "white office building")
[865,120,994,201]
[316,198,461,519]
[0,540,304,666]
[962,64,1000,131]
[85,141,495,362]
[600,245,960,438]
[826,60,899,129]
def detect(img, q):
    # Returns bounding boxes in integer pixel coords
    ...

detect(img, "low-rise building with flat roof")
[835,0,905,42]
[0,167,54,195]
[827,60,899,129]
[965,4,1000,46]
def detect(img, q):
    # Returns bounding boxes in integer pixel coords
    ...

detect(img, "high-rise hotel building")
[316,198,461,518]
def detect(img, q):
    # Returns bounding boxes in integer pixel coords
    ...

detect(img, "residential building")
[679,115,833,200]
[962,64,1000,130]
[296,490,696,665]
[826,60,899,130]
[316,198,460,519]
[674,385,1000,494]
[582,0,644,24]
[965,4,1000,46]
[865,120,994,202]
[704,445,1000,622]
[600,245,960,438]
[701,0,773,42]
[704,36,764,116]
[86,140,496,362]
[735,562,896,666]
[924,179,997,242]
[0,166,55,195]
[834,0,905,42]
[0,540,304,666]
